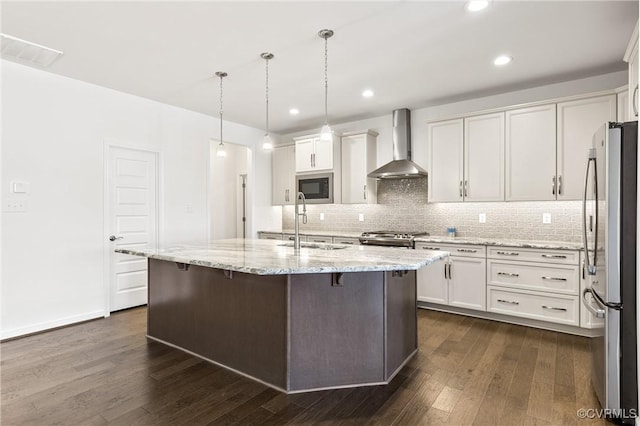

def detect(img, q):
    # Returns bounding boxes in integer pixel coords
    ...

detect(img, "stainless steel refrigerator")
[582,121,638,423]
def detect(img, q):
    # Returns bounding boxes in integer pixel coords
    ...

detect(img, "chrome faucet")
[294,192,307,251]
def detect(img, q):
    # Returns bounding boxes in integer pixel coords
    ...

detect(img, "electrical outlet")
[479,213,486,223]
[320,213,325,221]
[358,213,364,222]
[543,213,551,224]
[4,199,26,212]
[185,204,194,214]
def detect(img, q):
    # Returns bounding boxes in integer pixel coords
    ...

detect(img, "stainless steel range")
[359,231,430,248]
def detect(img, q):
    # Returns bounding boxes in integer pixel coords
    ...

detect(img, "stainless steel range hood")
[368,109,428,179]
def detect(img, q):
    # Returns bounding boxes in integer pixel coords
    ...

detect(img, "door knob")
[109,235,123,241]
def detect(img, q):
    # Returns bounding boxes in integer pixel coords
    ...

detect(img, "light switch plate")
[358,213,364,222]
[479,213,486,223]
[320,213,325,221]
[11,181,29,194]
[4,199,26,212]
[543,213,551,224]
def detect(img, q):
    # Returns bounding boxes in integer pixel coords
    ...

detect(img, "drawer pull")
[496,251,519,256]
[422,246,440,250]
[340,241,354,245]
[313,239,326,242]
[457,248,478,253]
[497,299,519,305]
[541,254,567,259]
[541,276,567,282]
[497,272,519,277]
[542,305,567,312]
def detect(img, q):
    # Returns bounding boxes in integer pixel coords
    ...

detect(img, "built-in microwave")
[296,172,334,204]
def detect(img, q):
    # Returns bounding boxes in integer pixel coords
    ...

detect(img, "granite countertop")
[116,238,448,276]
[414,236,583,251]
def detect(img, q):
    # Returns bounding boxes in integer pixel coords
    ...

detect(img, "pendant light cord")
[219,74,224,145]
[265,57,270,134]
[324,35,328,125]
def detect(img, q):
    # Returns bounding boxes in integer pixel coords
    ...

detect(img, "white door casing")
[106,144,158,312]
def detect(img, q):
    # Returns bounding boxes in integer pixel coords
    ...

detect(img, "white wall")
[282,71,628,170]
[1,60,274,339]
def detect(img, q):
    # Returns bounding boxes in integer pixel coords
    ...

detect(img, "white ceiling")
[2,1,637,134]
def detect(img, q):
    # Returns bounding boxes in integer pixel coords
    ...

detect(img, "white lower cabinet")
[416,243,486,312]
[486,248,580,326]
[487,287,579,326]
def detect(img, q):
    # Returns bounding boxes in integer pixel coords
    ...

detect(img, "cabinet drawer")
[283,234,308,242]
[307,236,332,243]
[259,232,283,240]
[487,247,579,265]
[332,237,360,246]
[487,260,579,295]
[416,243,486,258]
[487,286,579,326]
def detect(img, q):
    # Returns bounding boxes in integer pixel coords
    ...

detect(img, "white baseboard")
[1,310,106,340]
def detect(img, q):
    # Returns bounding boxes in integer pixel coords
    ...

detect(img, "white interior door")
[107,145,158,312]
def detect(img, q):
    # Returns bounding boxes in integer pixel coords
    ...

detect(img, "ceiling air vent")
[1,33,63,67]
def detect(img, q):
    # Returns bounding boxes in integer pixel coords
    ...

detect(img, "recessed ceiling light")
[289,108,299,115]
[362,89,374,98]
[494,55,513,66]
[466,0,489,12]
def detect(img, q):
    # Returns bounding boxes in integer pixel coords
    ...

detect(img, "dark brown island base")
[116,239,447,393]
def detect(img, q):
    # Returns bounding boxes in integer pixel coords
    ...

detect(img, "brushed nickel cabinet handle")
[364,185,367,200]
[457,248,477,253]
[541,254,567,259]
[422,246,440,250]
[497,272,519,277]
[541,276,567,282]
[542,305,567,312]
[496,251,519,256]
[497,299,519,305]
[464,180,468,197]
[558,175,562,195]
[447,262,452,279]
[633,85,638,117]
[444,263,447,279]
[552,176,556,195]
[459,180,463,198]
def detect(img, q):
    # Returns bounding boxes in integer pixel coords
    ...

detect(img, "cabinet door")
[505,105,556,201]
[272,145,295,205]
[341,135,368,203]
[313,138,334,170]
[617,89,629,122]
[295,139,315,172]
[629,38,639,119]
[416,256,448,305]
[428,119,464,202]
[448,256,486,311]
[557,95,616,201]
[464,112,505,201]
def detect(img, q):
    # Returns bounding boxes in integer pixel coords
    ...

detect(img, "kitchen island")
[116,239,446,393]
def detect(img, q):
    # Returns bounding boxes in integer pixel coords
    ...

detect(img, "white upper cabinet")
[464,112,505,202]
[556,95,616,200]
[427,119,464,202]
[505,104,557,201]
[272,145,296,205]
[624,21,639,120]
[617,87,629,122]
[294,136,334,172]
[341,130,378,204]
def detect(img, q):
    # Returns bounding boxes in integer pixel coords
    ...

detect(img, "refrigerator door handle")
[582,151,599,276]
[582,288,606,318]
[590,285,623,310]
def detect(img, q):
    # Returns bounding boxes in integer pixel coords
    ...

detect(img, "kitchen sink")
[278,242,348,250]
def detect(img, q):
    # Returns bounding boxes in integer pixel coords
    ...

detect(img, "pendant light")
[261,52,274,150]
[318,29,334,142]
[215,71,227,158]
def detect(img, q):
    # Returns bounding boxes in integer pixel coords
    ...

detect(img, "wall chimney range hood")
[368,109,428,179]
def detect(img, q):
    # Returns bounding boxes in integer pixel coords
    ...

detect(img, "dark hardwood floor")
[1,307,605,425]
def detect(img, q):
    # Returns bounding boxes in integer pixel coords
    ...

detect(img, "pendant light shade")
[215,71,227,158]
[318,29,334,143]
[261,52,274,150]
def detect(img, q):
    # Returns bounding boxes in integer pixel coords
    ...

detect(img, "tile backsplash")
[282,177,584,242]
